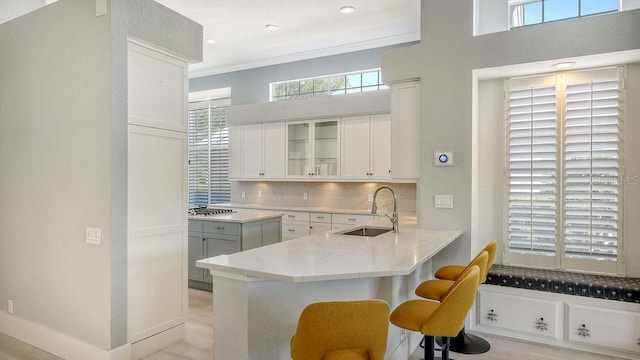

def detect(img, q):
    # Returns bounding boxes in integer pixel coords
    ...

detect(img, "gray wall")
[0,0,201,352]
[189,43,417,105]
[382,2,640,275]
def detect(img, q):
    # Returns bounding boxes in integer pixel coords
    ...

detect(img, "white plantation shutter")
[506,67,623,274]
[563,68,622,273]
[507,76,558,268]
[188,100,231,207]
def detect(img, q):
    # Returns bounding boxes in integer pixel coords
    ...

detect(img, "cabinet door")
[228,126,242,179]
[391,82,420,179]
[204,235,241,283]
[262,123,286,178]
[188,234,205,282]
[287,122,311,177]
[310,223,332,235]
[314,119,339,178]
[262,219,282,246]
[567,303,640,353]
[478,290,560,340]
[341,115,371,179]
[370,114,391,180]
[241,124,264,179]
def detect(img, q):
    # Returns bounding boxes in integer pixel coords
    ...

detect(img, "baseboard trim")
[131,323,185,360]
[0,311,132,360]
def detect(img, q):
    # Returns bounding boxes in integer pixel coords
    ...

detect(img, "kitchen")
[1,1,640,360]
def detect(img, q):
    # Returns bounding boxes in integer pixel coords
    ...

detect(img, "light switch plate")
[434,195,454,208]
[86,227,102,245]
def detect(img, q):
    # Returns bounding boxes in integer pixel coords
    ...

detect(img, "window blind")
[564,78,621,261]
[507,84,558,256]
[188,100,230,207]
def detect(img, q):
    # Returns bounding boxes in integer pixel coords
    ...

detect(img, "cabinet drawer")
[309,223,331,235]
[203,221,241,236]
[188,220,203,234]
[567,303,640,353]
[282,223,310,238]
[478,289,560,339]
[282,211,310,222]
[310,212,331,223]
[332,213,376,225]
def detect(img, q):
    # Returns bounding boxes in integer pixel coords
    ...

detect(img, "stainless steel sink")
[337,226,392,237]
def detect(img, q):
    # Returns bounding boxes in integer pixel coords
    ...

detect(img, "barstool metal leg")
[425,335,435,360]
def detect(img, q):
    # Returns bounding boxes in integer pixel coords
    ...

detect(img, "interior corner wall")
[0,0,46,24]
[189,43,417,106]
[623,62,640,277]
[0,0,113,351]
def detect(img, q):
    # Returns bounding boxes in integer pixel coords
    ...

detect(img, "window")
[270,69,387,102]
[510,0,618,28]
[506,67,624,274]
[188,99,231,207]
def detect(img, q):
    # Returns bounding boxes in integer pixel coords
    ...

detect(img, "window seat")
[486,264,640,303]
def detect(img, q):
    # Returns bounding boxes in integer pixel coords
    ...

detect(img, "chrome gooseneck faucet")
[371,185,399,233]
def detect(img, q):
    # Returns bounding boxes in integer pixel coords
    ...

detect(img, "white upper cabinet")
[287,118,340,179]
[341,114,391,180]
[391,81,420,179]
[234,122,286,180]
[128,44,188,132]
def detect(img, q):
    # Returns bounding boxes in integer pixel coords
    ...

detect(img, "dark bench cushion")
[486,264,640,304]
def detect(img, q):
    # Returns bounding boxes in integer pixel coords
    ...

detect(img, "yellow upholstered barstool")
[416,241,497,354]
[290,299,390,360]
[390,266,481,360]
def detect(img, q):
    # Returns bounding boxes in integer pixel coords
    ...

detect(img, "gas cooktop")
[188,206,234,216]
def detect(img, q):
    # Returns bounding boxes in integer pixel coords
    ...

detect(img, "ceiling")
[153,0,421,78]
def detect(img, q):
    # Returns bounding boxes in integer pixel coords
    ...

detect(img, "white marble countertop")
[188,209,284,224]
[197,218,462,283]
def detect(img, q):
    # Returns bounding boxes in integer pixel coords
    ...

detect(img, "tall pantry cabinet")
[126,42,189,357]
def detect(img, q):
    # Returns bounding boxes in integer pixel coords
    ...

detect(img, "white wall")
[381,3,640,274]
[0,0,46,24]
[0,0,201,356]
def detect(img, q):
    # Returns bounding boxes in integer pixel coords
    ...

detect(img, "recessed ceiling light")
[205,39,216,44]
[551,61,576,69]
[339,6,356,14]
[265,24,280,31]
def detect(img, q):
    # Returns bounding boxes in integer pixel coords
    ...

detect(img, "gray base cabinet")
[188,217,282,289]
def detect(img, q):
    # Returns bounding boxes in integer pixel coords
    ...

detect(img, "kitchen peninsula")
[197,218,462,360]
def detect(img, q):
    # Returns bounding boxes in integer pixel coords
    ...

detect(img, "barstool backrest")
[291,299,390,360]
[421,266,480,338]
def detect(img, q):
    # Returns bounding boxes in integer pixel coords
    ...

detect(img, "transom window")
[270,69,387,102]
[510,0,618,28]
[505,67,624,275]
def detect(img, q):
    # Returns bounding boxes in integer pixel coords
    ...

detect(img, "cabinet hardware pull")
[216,227,224,230]
[576,324,590,338]
[486,309,498,322]
[535,317,548,332]
[288,229,295,232]
[288,215,295,218]
[317,216,324,219]
[348,218,356,221]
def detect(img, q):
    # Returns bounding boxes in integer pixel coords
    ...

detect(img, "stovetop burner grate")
[188,206,234,216]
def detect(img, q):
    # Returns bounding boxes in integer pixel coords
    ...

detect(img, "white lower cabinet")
[281,210,380,240]
[474,285,640,359]
[567,303,640,353]
[478,289,560,340]
[282,211,311,241]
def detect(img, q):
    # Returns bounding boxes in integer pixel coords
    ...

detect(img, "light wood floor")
[0,289,627,360]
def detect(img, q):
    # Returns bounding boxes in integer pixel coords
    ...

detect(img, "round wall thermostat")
[434,152,454,166]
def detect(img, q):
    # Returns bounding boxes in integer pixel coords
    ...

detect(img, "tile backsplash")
[231,182,416,213]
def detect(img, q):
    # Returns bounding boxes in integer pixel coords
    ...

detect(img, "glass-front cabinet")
[287,118,339,178]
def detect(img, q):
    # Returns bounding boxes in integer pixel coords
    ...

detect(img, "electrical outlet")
[400,329,407,343]
[303,192,308,200]
[257,190,262,198]
[241,191,246,198]
[368,193,373,202]
[7,299,13,315]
